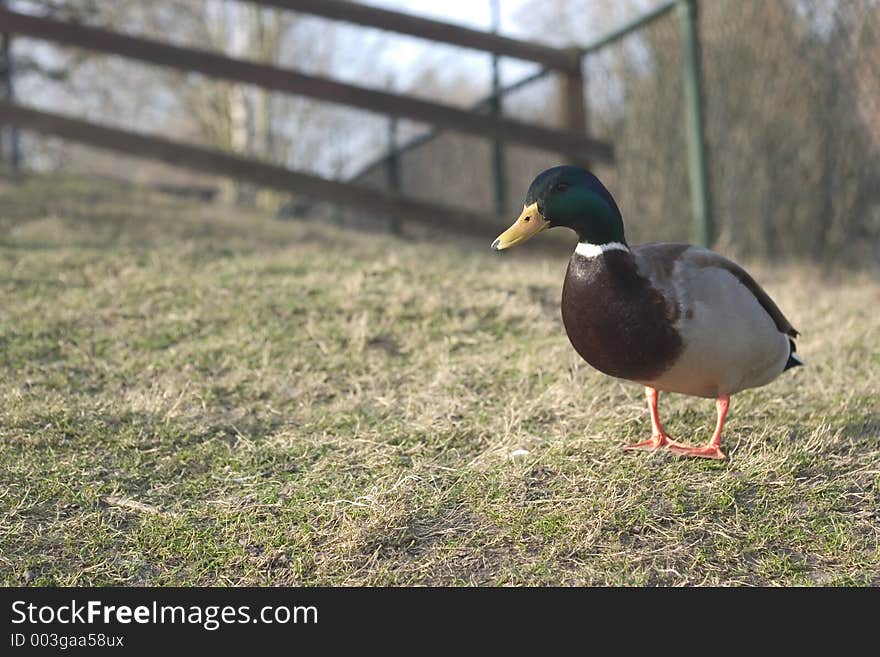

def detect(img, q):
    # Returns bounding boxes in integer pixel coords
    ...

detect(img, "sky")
[348,0,540,92]
[357,0,670,90]
[369,0,524,28]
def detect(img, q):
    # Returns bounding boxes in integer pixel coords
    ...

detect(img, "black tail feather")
[784,338,804,371]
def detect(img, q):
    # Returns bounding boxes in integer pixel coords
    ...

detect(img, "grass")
[1,174,878,586]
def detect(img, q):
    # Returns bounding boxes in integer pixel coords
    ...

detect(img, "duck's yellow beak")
[491,202,548,251]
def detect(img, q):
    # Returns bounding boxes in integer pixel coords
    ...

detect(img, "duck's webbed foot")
[667,443,726,460]
[667,395,730,461]
[623,432,687,451]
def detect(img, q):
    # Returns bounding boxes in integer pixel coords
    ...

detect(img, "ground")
[1,174,878,586]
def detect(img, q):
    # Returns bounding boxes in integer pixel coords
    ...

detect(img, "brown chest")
[560,251,682,381]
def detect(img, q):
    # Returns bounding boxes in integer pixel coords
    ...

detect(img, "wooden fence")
[0,1,614,233]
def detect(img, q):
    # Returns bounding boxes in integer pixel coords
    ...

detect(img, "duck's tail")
[784,338,804,371]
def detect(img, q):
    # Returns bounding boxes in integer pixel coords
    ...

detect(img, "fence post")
[489,0,506,215]
[0,0,20,170]
[678,0,712,247]
[386,112,401,235]
[557,47,588,169]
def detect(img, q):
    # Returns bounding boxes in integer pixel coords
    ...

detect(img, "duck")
[491,165,802,460]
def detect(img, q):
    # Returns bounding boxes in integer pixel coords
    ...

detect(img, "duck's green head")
[491,166,626,250]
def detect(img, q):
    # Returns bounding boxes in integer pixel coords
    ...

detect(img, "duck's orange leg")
[668,395,729,460]
[624,387,687,451]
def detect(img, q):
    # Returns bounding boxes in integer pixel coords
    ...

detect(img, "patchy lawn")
[1,174,877,586]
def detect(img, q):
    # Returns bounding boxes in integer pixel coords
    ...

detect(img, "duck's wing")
[632,243,798,338]
[681,248,798,338]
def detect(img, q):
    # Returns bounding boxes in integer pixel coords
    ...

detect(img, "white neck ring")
[574,241,629,258]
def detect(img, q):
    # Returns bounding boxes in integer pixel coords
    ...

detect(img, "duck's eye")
[554,183,570,193]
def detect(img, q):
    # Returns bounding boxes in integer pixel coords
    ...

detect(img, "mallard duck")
[492,166,802,460]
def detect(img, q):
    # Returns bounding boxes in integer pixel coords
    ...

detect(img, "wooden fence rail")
[244,0,582,72]
[0,101,503,233]
[0,8,613,164]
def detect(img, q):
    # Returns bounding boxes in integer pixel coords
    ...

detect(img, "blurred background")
[1,0,879,263]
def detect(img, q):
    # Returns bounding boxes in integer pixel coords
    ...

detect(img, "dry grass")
[1,174,878,586]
